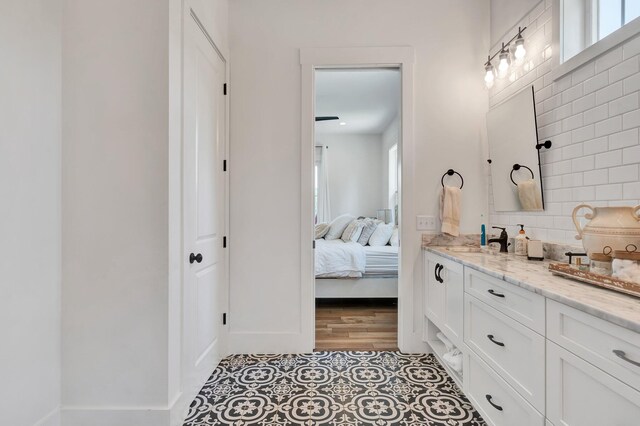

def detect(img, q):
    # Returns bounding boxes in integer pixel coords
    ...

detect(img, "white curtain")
[316,145,331,223]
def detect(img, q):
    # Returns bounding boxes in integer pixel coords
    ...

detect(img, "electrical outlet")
[417,215,436,231]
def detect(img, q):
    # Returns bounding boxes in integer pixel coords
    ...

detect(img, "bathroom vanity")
[423,246,640,426]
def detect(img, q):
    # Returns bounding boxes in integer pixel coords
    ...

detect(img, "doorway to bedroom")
[313,68,401,350]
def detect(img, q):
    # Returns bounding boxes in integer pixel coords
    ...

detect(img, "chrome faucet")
[488,226,510,253]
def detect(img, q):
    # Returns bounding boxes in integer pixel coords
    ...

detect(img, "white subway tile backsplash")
[622,109,640,129]
[609,56,639,82]
[595,150,623,168]
[583,136,608,155]
[583,104,608,124]
[594,116,623,136]
[609,164,639,183]
[609,92,639,115]
[623,145,640,164]
[623,181,640,198]
[609,128,639,149]
[596,183,623,200]
[583,168,609,185]
[571,155,594,171]
[584,71,609,94]
[595,81,623,105]
[595,47,623,73]
[488,2,639,246]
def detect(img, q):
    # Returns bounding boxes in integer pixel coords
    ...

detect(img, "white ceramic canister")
[572,204,640,259]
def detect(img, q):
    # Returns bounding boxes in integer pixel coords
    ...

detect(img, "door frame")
[300,47,417,352]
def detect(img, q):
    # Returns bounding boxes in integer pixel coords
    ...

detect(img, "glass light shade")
[514,37,526,60]
[484,63,495,88]
[498,50,510,78]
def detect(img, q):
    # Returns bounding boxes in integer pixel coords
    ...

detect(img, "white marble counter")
[425,246,640,333]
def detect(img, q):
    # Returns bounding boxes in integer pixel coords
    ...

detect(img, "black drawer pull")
[485,394,503,411]
[487,289,505,298]
[487,334,505,347]
[434,263,441,282]
[189,253,203,264]
[437,264,444,283]
[613,349,640,367]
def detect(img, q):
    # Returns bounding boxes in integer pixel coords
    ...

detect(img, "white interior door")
[183,11,227,393]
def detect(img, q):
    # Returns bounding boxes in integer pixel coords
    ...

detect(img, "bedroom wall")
[488,0,640,244]
[228,0,490,353]
[317,133,384,219]
[0,1,62,425]
[382,115,401,211]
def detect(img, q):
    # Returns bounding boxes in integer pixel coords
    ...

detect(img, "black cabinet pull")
[487,334,505,347]
[437,264,444,283]
[189,253,203,264]
[434,263,441,282]
[485,394,503,411]
[613,349,640,367]
[487,289,505,298]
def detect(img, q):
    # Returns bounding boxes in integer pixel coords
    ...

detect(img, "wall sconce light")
[484,26,527,89]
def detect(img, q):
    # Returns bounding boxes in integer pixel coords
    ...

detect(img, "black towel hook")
[510,163,534,186]
[441,169,464,189]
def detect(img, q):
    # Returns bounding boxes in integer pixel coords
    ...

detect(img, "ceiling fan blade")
[315,116,339,121]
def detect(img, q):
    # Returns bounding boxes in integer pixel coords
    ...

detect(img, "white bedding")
[315,239,365,278]
[364,245,399,276]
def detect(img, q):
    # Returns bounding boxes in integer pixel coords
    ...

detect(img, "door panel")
[183,11,227,393]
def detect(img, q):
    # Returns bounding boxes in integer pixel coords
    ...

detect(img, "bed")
[315,239,398,298]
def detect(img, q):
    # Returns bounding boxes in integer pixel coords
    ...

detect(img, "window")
[388,144,398,210]
[560,0,640,64]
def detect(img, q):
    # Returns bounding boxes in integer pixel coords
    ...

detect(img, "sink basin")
[446,247,483,253]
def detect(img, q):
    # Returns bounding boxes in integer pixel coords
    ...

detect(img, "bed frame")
[315,277,398,298]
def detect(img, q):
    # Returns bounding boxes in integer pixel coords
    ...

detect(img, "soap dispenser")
[515,224,528,256]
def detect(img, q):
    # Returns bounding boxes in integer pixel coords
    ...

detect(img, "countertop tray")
[549,263,640,298]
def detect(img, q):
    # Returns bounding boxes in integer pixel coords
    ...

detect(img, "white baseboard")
[62,407,170,426]
[34,407,61,426]
[229,331,312,354]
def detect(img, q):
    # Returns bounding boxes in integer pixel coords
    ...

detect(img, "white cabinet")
[546,341,640,426]
[424,252,464,347]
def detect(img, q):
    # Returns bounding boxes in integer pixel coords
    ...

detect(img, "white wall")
[490,0,540,46]
[382,115,401,211]
[0,1,62,425]
[228,0,490,353]
[488,0,640,244]
[317,134,384,219]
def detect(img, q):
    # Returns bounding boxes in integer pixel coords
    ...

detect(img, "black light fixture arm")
[484,26,527,66]
[536,140,552,150]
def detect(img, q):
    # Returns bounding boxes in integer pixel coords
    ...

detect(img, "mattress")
[364,245,399,276]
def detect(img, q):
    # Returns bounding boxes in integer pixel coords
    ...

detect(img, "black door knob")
[189,253,203,264]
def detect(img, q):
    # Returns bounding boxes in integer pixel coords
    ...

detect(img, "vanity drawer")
[465,268,545,334]
[464,294,545,412]
[466,351,544,426]
[547,299,640,391]
[547,341,640,426]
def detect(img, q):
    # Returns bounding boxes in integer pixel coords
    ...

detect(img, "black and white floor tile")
[184,351,486,426]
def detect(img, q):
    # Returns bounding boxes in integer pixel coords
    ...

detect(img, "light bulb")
[498,50,510,78]
[484,63,495,88]
[514,36,526,60]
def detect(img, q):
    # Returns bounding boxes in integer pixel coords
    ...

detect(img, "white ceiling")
[315,68,401,135]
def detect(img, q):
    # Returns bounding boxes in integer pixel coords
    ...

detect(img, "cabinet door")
[424,255,445,329]
[547,341,640,426]
[442,263,464,347]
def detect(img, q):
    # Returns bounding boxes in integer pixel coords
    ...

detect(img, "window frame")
[552,0,640,80]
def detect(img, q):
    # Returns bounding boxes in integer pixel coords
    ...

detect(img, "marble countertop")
[424,246,640,333]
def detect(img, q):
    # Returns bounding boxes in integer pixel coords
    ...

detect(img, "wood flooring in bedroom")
[315,298,398,351]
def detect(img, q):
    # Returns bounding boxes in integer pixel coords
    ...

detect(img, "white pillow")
[368,223,394,246]
[357,218,382,245]
[390,227,399,247]
[341,220,365,243]
[315,223,330,239]
[325,214,356,240]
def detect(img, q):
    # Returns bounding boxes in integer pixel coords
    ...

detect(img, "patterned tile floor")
[183,351,486,426]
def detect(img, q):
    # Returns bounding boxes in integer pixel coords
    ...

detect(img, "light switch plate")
[417,215,436,231]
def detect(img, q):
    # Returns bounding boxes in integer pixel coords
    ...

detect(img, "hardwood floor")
[315,298,398,351]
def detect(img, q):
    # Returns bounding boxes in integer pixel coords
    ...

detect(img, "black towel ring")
[441,169,464,189]
[510,164,534,186]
